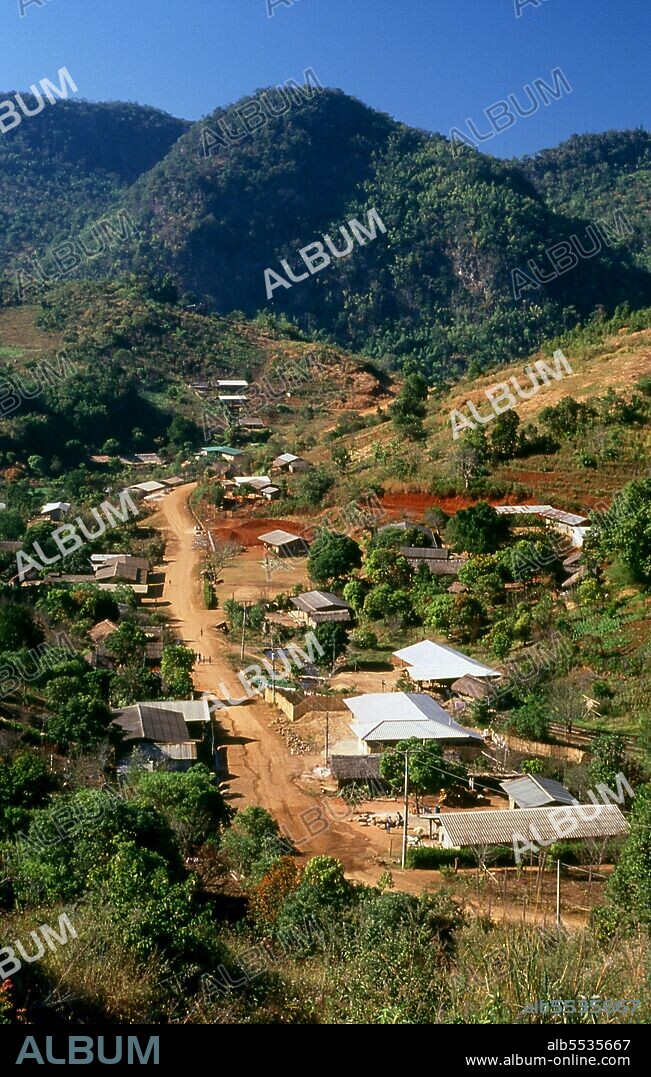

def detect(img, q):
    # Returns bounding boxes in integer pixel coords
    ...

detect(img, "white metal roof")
[393,640,500,680]
[217,380,248,388]
[345,692,483,744]
[494,504,589,526]
[274,452,300,464]
[140,699,211,723]
[41,501,71,514]
[128,481,166,493]
[437,804,628,848]
[258,529,305,546]
[234,475,271,489]
[500,775,576,809]
[352,719,482,744]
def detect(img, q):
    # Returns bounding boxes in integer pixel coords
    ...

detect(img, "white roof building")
[344,691,484,754]
[128,481,167,495]
[234,475,272,491]
[494,504,591,547]
[41,501,71,516]
[393,640,500,682]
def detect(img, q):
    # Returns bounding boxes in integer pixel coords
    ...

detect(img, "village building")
[344,691,484,755]
[237,416,267,431]
[329,754,384,790]
[393,639,500,686]
[290,590,352,626]
[217,379,249,391]
[111,704,198,771]
[494,504,591,548]
[272,452,312,474]
[40,501,71,522]
[199,445,245,463]
[258,529,310,557]
[93,554,149,590]
[500,775,576,810]
[399,546,465,576]
[431,804,628,850]
[127,480,167,501]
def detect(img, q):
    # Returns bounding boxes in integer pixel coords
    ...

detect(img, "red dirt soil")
[380,491,522,517]
[210,518,310,547]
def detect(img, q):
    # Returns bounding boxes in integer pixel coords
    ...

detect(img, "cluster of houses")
[111,698,214,771]
[195,445,312,504]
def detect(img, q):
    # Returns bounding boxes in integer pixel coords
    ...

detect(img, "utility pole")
[270,624,276,703]
[240,603,247,662]
[401,751,409,870]
[324,712,329,765]
[556,857,562,927]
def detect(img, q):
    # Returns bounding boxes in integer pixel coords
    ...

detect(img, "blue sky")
[5,0,650,157]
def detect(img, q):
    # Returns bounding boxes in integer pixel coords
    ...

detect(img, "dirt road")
[146,484,382,876]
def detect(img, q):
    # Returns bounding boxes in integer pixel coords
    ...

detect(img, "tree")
[0,754,57,838]
[391,374,428,440]
[605,783,651,928]
[489,410,520,461]
[330,445,351,471]
[275,855,354,948]
[453,427,488,488]
[0,603,44,650]
[364,547,413,589]
[9,788,184,905]
[220,805,290,883]
[308,531,362,587]
[445,501,510,554]
[161,644,195,698]
[539,397,596,441]
[363,584,414,625]
[508,695,550,741]
[167,415,198,451]
[368,525,432,551]
[105,620,147,668]
[312,623,349,668]
[588,734,628,790]
[47,695,115,751]
[380,739,467,813]
[0,509,25,541]
[342,579,367,612]
[129,765,231,854]
[296,467,334,506]
[596,478,651,584]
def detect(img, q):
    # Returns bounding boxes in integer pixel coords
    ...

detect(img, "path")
[146,484,381,875]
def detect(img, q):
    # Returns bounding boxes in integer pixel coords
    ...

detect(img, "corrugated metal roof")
[258,529,305,546]
[345,691,452,724]
[353,720,476,743]
[346,692,484,744]
[399,546,449,560]
[438,804,628,848]
[500,775,576,808]
[494,504,589,526]
[274,453,300,465]
[144,699,211,723]
[393,640,499,680]
[291,590,349,613]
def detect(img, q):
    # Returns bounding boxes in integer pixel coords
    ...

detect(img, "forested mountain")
[517,130,651,271]
[0,99,188,267]
[0,89,649,380]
